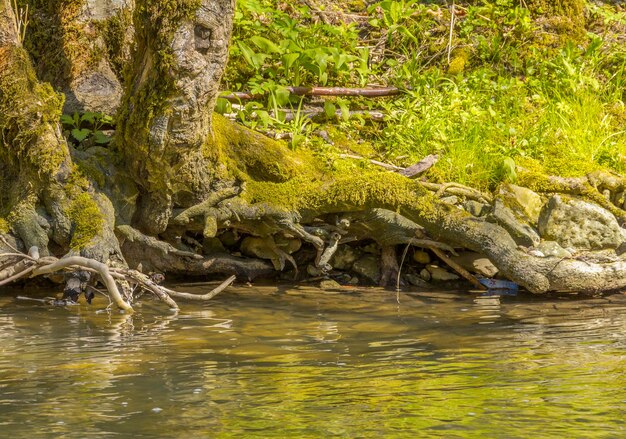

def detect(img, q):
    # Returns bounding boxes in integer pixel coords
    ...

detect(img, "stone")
[538,195,625,250]
[352,255,381,283]
[412,250,431,265]
[535,241,572,258]
[420,268,431,281]
[451,252,498,277]
[320,279,342,290]
[440,195,459,205]
[499,183,543,224]
[490,198,541,247]
[307,264,322,277]
[426,265,460,281]
[464,200,489,217]
[330,245,362,270]
[405,273,430,288]
[348,276,359,285]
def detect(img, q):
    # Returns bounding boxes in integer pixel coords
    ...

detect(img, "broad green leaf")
[324,101,336,119]
[71,128,91,142]
[282,53,300,69]
[81,112,95,124]
[60,115,74,126]
[93,130,112,144]
[250,36,282,54]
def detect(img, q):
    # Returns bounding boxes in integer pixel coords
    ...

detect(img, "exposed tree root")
[0,246,237,312]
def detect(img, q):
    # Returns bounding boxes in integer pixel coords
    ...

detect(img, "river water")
[0,284,624,438]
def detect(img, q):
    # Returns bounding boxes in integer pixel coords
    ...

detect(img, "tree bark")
[116,0,234,235]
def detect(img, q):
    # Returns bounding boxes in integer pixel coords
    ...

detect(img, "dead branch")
[430,247,487,291]
[31,256,134,312]
[221,86,401,101]
[163,275,236,301]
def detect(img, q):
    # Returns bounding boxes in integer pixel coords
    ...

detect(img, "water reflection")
[0,286,624,437]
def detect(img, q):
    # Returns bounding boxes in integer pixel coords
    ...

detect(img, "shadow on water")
[0,285,624,438]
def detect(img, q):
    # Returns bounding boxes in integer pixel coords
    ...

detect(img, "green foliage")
[60,112,114,148]
[224,1,626,189]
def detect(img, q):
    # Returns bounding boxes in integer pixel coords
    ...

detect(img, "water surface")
[0,285,624,437]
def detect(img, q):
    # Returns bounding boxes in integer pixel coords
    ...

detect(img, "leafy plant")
[60,112,114,147]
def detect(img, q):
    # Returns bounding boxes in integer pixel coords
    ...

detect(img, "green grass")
[222,0,626,190]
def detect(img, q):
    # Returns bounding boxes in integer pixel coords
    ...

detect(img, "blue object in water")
[478,278,519,296]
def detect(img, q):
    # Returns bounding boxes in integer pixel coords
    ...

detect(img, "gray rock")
[499,184,543,224]
[464,200,489,217]
[330,245,362,270]
[426,265,460,281]
[405,273,430,288]
[82,0,129,21]
[420,268,431,281]
[352,255,381,283]
[538,195,625,250]
[490,198,541,247]
[535,241,572,258]
[441,195,459,205]
[451,252,498,277]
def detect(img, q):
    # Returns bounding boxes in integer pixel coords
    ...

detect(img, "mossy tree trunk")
[116,0,234,235]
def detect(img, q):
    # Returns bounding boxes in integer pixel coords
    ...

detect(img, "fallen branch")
[430,247,487,291]
[221,86,401,101]
[163,275,236,301]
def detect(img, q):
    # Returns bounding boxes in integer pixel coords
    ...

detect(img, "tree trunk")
[116,0,234,235]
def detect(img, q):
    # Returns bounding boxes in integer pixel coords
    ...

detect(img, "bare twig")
[430,247,486,290]
[163,275,236,302]
[447,0,456,65]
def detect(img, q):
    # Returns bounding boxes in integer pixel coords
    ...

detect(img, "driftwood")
[0,246,236,312]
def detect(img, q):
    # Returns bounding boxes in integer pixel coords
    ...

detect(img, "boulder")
[330,245,362,270]
[352,255,381,283]
[426,265,460,281]
[464,200,489,217]
[440,195,459,205]
[412,250,431,265]
[320,279,342,290]
[451,252,498,277]
[535,241,572,258]
[490,198,541,247]
[538,195,625,250]
[499,184,543,224]
[405,273,430,288]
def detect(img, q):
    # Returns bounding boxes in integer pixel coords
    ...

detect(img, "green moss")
[447,49,469,75]
[98,7,134,80]
[0,46,67,177]
[211,113,319,182]
[0,218,9,234]
[525,0,585,41]
[243,166,439,220]
[66,192,104,249]
[18,0,104,87]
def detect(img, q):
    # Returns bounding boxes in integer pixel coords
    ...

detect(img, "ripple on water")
[0,286,625,437]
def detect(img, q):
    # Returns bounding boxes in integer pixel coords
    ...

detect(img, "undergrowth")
[221,0,626,190]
